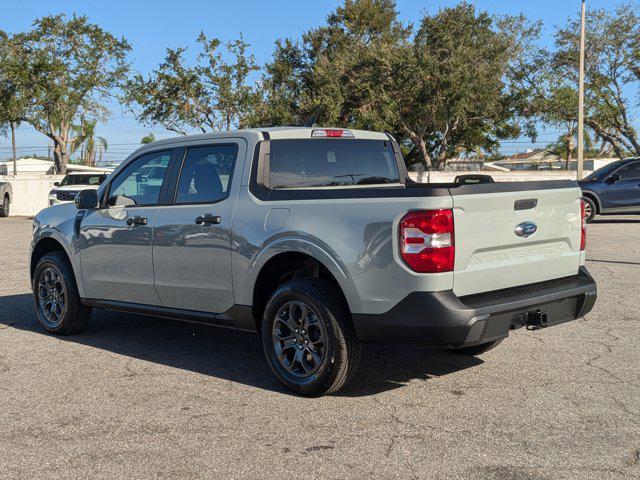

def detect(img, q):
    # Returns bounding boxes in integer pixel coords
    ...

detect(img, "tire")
[452,338,504,356]
[32,251,92,335]
[582,196,596,223]
[0,195,9,217]
[261,278,360,396]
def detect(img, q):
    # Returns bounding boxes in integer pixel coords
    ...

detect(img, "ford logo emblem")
[515,222,537,238]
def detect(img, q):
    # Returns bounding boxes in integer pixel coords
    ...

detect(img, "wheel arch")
[30,233,85,297]
[581,190,602,213]
[246,238,361,333]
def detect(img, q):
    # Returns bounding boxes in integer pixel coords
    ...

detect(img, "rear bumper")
[352,267,597,347]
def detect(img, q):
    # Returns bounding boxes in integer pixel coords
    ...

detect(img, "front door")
[153,143,240,313]
[79,150,173,305]
[605,160,640,212]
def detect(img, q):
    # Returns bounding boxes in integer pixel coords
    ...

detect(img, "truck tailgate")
[451,182,583,297]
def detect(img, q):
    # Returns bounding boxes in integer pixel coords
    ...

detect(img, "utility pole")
[577,0,586,180]
[10,121,17,176]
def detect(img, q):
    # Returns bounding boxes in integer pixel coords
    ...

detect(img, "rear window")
[267,139,400,189]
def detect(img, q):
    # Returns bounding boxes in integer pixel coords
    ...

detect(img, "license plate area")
[482,297,578,338]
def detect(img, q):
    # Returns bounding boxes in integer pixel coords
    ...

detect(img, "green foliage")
[513,2,640,160]
[70,118,108,166]
[248,1,531,169]
[4,1,638,173]
[140,132,155,144]
[2,14,130,173]
[126,33,259,134]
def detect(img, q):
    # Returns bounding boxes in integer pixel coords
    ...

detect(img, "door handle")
[126,215,148,226]
[195,214,221,225]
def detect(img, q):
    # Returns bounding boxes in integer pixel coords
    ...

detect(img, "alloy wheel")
[37,267,67,328]
[272,300,327,378]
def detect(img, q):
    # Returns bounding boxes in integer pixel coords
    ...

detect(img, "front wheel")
[261,278,360,396]
[0,195,9,217]
[32,252,92,334]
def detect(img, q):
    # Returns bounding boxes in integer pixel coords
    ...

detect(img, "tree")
[515,3,640,160]
[246,38,310,127]
[127,33,259,134]
[0,32,29,175]
[250,1,528,169]
[559,3,640,158]
[390,4,523,168]
[140,132,155,144]
[5,14,130,173]
[70,118,108,167]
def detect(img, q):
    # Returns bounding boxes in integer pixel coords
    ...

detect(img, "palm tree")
[70,118,108,166]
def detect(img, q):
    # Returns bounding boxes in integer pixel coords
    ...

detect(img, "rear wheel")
[452,338,503,356]
[0,195,9,217]
[582,196,596,223]
[32,252,92,334]
[261,278,360,396]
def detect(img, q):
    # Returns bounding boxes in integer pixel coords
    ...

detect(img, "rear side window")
[267,139,400,189]
[175,144,238,204]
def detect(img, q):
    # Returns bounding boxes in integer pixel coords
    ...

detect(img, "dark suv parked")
[579,158,640,222]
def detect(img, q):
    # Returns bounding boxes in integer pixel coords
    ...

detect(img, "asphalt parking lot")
[1,216,639,479]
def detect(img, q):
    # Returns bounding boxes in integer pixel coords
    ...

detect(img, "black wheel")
[0,195,9,217]
[32,251,92,335]
[261,278,360,396]
[582,196,596,223]
[453,338,503,356]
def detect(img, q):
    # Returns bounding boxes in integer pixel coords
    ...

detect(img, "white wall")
[409,170,591,183]
[1,175,63,216]
[1,170,592,217]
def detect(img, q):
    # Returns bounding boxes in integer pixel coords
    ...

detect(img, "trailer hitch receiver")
[526,310,548,330]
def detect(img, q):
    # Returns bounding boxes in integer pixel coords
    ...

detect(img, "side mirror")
[108,195,136,207]
[53,181,60,187]
[75,189,98,210]
[606,172,621,184]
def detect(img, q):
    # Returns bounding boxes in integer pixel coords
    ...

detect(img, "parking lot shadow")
[0,293,482,397]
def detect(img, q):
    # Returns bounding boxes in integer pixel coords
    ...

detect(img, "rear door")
[152,141,242,313]
[451,182,583,297]
[80,150,174,305]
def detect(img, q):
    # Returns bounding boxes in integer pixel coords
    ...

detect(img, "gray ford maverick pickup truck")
[30,128,597,395]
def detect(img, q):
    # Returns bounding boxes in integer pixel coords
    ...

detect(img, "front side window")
[267,139,400,189]
[108,151,171,206]
[616,161,640,180]
[175,144,238,204]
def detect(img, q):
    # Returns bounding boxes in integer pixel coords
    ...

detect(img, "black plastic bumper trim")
[352,267,597,347]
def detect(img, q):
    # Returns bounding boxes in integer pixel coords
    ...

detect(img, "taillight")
[580,199,587,251]
[399,210,455,273]
[311,128,355,138]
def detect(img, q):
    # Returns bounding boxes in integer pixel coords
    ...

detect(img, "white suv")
[48,172,109,206]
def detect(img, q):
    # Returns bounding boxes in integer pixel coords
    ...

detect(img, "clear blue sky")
[0,0,630,163]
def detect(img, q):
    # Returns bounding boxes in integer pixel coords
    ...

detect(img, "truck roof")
[141,127,390,150]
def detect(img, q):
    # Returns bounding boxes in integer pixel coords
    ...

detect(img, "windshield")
[583,160,626,181]
[59,174,107,186]
[268,139,400,188]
